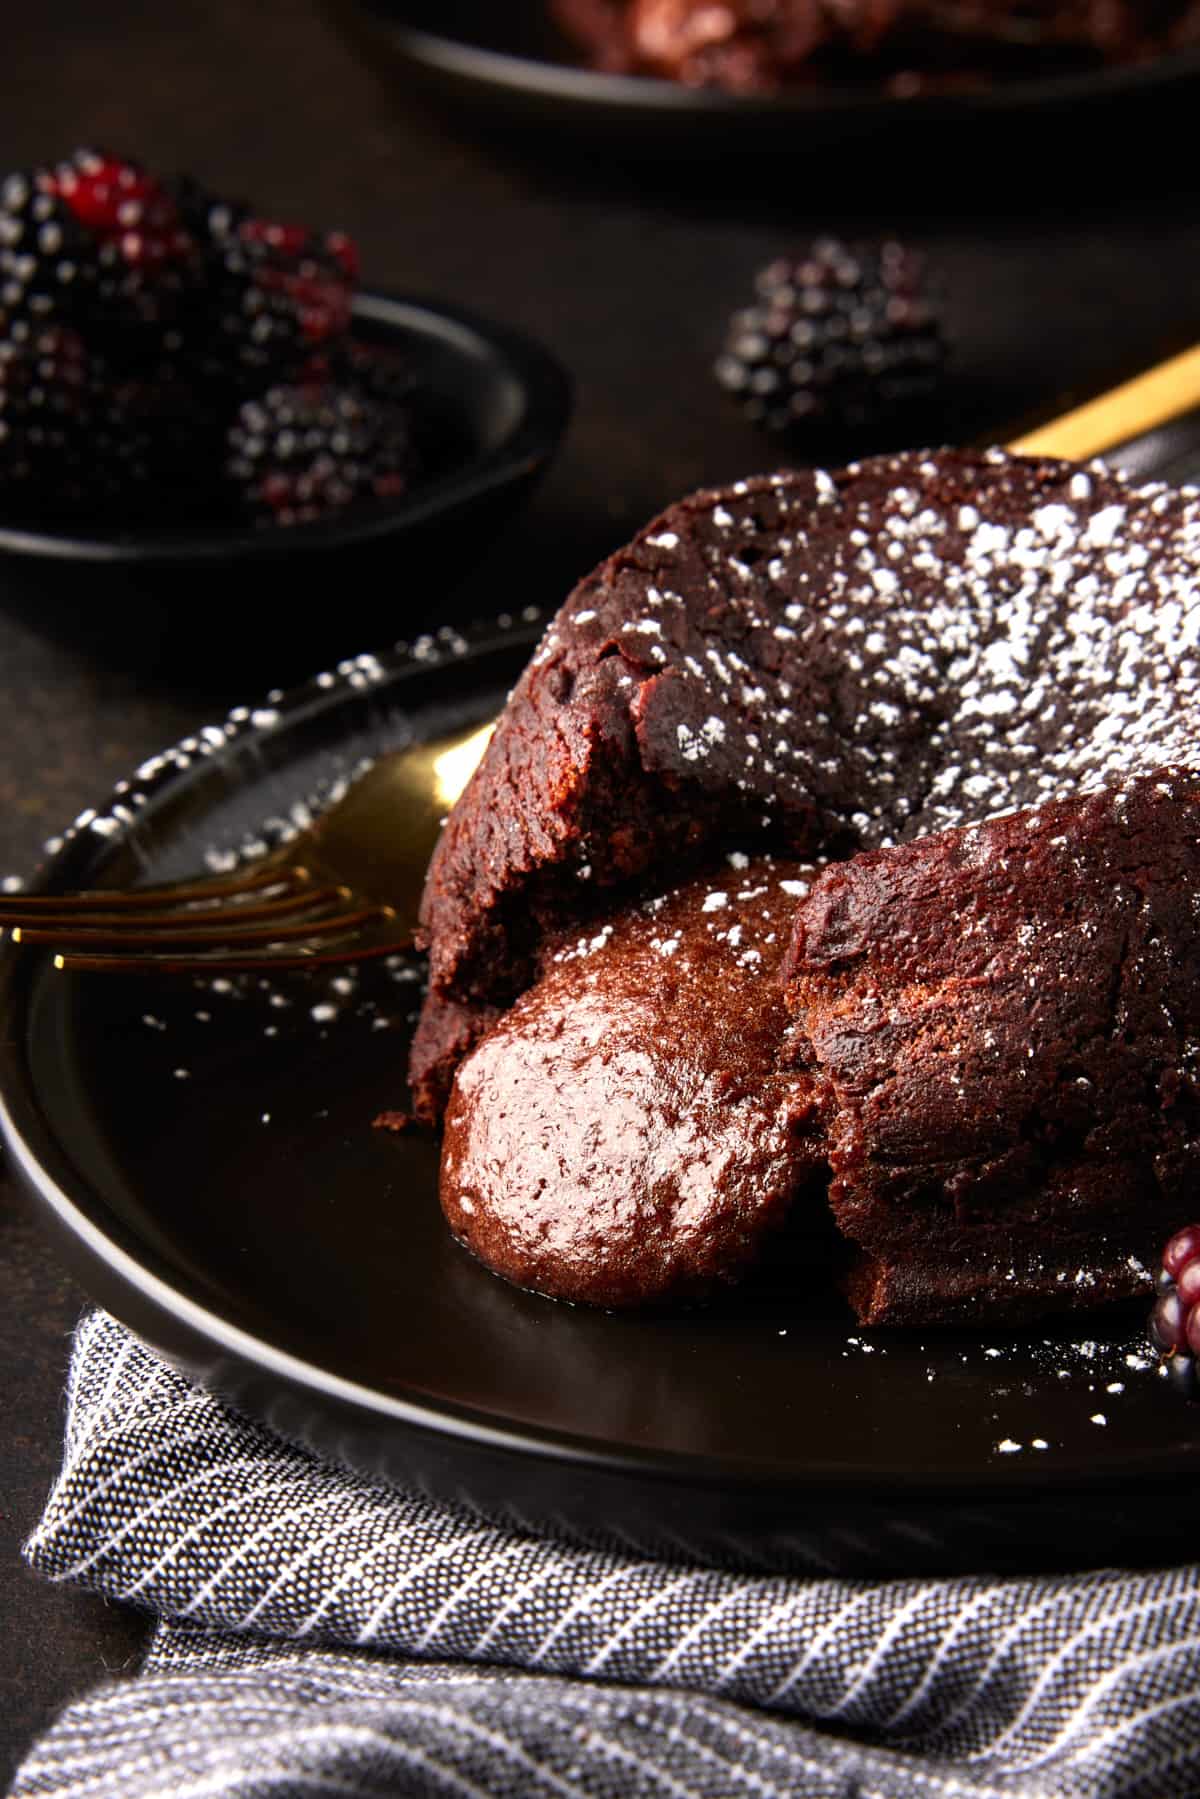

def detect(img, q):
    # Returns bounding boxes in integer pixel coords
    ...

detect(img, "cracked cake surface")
[783,771,1200,1323]
[412,448,1200,1324]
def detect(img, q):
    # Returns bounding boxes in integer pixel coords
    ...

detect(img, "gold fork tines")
[6,882,339,937]
[51,914,413,976]
[0,861,302,915]
[2,718,494,975]
[12,901,389,953]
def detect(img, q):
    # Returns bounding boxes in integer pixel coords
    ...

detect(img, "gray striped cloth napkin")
[12,1310,1200,1799]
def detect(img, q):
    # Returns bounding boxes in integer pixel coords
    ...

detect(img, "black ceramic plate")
[0,294,569,679]
[4,616,1200,1577]
[335,0,1200,148]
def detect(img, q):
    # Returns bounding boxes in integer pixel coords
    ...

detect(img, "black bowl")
[0,292,570,684]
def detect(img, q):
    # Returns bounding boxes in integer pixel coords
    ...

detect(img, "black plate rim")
[1,616,1193,1507]
[353,0,1200,122]
[0,292,571,565]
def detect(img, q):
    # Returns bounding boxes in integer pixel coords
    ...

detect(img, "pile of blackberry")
[1150,1225,1200,1396]
[228,382,415,529]
[0,150,418,529]
[716,237,946,443]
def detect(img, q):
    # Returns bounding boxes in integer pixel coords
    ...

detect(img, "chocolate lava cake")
[412,448,1200,1325]
[552,0,1200,91]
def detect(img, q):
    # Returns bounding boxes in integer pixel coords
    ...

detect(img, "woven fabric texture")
[12,1312,1200,1798]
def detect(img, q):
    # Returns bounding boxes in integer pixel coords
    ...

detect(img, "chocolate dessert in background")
[552,0,1200,92]
[415,448,1200,1326]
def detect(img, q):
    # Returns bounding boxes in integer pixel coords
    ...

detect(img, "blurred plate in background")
[333,0,1200,151]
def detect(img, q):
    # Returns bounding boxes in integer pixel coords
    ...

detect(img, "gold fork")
[6,342,1200,977]
[0,719,493,974]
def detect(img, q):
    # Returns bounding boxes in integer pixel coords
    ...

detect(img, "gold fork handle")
[1008,344,1200,462]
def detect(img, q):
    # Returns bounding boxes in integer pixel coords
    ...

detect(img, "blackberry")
[46,150,194,289]
[334,341,419,409]
[226,381,417,526]
[0,151,198,350]
[332,340,458,473]
[169,179,357,393]
[0,170,97,341]
[1149,1224,1200,1397]
[715,237,945,440]
[0,327,151,522]
[0,152,372,531]
[237,216,357,348]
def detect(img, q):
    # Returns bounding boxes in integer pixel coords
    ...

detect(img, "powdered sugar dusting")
[549,855,819,976]
[607,456,1200,852]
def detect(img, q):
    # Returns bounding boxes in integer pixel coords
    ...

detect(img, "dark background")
[3,1,1200,1784]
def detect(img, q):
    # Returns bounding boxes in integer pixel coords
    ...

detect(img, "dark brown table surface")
[4,1,1200,1783]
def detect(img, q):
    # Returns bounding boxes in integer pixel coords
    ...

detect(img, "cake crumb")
[373,1109,422,1134]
